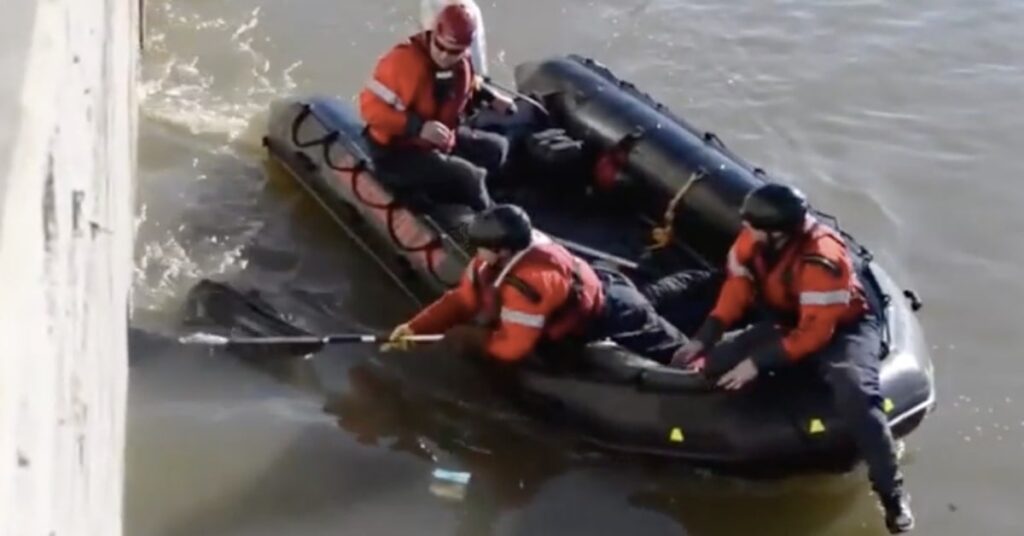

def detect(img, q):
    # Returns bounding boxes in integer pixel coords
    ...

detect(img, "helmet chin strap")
[766,231,792,252]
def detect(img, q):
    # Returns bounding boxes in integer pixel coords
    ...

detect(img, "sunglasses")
[432,36,469,55]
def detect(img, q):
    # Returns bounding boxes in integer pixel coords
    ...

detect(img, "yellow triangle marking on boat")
[809,419,826,434]
[669,427,685,443]
[884,398,895,414]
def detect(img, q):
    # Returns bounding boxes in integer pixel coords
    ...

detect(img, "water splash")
[132,231,251,317]
[133,1,307,317]
[140,2,302,148]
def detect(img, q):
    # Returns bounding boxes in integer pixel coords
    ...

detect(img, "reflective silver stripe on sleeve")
[499,307,545,328]
[799,290,851,305]
[365,79,407,112]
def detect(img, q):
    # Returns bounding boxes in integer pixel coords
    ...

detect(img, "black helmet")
[467,204,533,251]
[740,183,809,233]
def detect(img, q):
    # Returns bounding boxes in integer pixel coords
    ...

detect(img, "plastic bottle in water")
[429,467,472,501]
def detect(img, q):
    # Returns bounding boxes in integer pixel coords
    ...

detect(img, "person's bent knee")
[458,129,509,176]
[825,363,878,412]
[485,135,510,169]
[445,157,491,210]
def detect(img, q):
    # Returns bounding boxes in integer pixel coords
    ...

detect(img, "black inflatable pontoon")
[260,54,935,473]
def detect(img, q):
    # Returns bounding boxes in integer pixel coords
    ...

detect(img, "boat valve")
[902,289,923,312]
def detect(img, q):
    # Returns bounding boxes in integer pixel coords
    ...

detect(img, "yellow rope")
[648,170,705,250]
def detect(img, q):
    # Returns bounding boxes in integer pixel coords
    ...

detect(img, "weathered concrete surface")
[0,0,138,534]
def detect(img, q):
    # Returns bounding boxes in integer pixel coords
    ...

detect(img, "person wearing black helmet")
[383,203,689,364]
[670,183,915,534]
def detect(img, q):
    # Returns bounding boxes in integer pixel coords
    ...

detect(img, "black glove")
[444,324,490,357]
[693,317,725,347]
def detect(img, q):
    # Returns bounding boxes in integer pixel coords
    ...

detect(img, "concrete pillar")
[0,0,138,534]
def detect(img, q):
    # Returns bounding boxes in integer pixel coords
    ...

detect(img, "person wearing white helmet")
[420,0,488,76]
[359,2,515,212]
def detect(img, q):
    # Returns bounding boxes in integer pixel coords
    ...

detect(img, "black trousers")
[369,127,509,212]
[591,269,690,364]
[704,314,903,498]
[639,269,724,337]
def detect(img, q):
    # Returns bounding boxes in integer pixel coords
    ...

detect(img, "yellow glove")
[648,225,673,250]
[381,323,415,352]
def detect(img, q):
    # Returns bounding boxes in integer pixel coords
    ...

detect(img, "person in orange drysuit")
[671,183,915,534]
[359,3,516,212]
[384,204,690,364]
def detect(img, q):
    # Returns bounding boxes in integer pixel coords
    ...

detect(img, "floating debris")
[429,468,472,502]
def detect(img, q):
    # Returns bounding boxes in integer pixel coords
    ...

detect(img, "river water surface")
[127,1,1024,535]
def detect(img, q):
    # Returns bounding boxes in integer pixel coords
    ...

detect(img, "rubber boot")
[881,489,915,534]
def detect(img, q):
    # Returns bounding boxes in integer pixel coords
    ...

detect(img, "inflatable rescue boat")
[260,54,935,473]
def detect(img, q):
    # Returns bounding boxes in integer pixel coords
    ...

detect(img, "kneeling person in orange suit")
[384,204,690,364]
[670,183,914,534]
